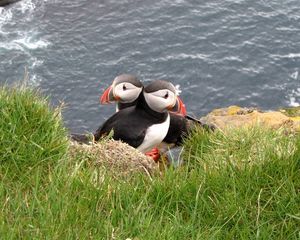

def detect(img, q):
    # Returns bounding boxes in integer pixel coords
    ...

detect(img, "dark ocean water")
[1,0,300,132]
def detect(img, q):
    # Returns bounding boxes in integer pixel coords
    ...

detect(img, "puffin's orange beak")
[168,96,187,116]
[100,85,114,104]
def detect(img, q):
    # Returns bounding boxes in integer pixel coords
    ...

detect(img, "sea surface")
[1,0,300,132]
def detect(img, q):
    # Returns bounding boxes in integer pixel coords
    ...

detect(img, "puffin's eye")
[164,92,169,99]
[123,84,127,90]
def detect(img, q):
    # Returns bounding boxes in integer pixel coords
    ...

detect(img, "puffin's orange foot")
[145,148,161,162]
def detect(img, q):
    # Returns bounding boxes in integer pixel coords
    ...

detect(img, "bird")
[100,75,188,137]
[100,75,190,154]
[94,80,185,154]
[100,74,186,114]
[100,74,143,112]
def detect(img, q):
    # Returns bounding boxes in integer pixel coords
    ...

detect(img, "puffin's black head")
[100,74,143,104]
[144,80,186,115]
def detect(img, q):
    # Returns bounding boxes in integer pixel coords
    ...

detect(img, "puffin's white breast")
[137,114,170,153]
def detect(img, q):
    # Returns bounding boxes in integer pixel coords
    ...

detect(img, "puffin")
[100,74,186,115]
[100,75,189,145]
[94,80,185,153]
[100,74,143,112]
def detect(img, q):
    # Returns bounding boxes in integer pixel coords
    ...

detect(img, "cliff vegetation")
[1,85,299,239]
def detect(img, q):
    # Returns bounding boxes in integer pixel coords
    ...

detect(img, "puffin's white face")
[113,82,143,103]
[100,74,143,106]
[144,89,176,113]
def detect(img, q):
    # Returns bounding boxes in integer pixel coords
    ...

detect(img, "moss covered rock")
[200,106,300,131]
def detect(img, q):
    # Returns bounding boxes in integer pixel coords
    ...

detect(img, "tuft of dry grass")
[69,140,159,177]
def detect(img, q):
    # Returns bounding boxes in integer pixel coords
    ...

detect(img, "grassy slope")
[0,86,299,239]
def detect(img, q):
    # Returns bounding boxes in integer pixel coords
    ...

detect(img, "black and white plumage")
[95,80,181,153]
[99,76,189,146]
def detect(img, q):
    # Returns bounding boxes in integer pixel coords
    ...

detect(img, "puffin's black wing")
[164,113,189,145]
[94,107,147,148]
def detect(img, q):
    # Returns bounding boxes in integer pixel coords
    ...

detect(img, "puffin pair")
[94,74,188,156]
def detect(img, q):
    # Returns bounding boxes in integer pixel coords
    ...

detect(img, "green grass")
[0,85,299,239]
[0,85,68,179]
